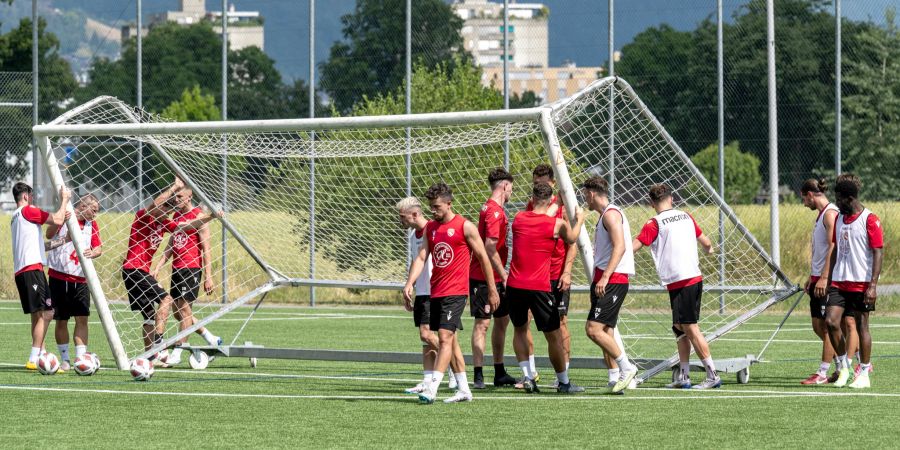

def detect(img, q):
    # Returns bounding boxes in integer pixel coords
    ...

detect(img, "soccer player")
[824,173,883,389]
[150,187,221,366]
[509,182,585,394]
[46,194,102,371]
[799,178,839,385]
[403,182,499,404]
[469,168,518,389]
[582,176,639,394]
[121,178,220,354]
[12,182,71,370]
[632,184,719,389]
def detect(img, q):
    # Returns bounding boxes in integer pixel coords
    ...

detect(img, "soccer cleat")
[472,379,486,390]
[848,373,871,389]
[165,352,182,367]
[826,370,840,383]
[606,381,624,395]
[443,390,473,403]
[611,370,637,394]
[550,379,560,389]
[58,360,70,374]
[691,376,722,389]
[404,383,428,394]
[521,378,540,394]
[493,373,517,387]
[853,363,874,378]
[25,361,37,371]
[665,378,692,389]
[833,368,851,388]
[514,373,541,389]
[557,382,585,394]
[801,373,828,385]
[417,386,437,405]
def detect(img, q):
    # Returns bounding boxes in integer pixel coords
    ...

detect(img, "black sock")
[474,366,483,379]
[494,363,507,377]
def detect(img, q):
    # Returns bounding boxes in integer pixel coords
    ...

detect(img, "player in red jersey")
[404,182,498,404]
[509,182,585,394]
[469,168,518,389]
[121,178,221,354]
[151,187,221,366]
[824,174,883,389]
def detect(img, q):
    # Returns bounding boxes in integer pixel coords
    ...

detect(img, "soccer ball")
[87,352,101,370]
[130,358,154,381]
[73,354,97,376]
[37,352,60,375]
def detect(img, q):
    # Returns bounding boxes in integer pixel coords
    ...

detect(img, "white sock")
[423,370,433,384]
[817,361,830,377]
[454,372,470,393]
[855,351,860,361]
[170,347,183,360]
[75,345,87,358]
[565,361,569,371]
[528,355,536,376]
[679,361,691,380]
[847,357,854,368]
[615,353,633,373]
[58,344,70,362]
[556,370,570,385]
[29,347,41,363]
[860,363,871,374]
[431,371,444,391]
[701,357,717,379]
[837,354,848,369]
[607,368,620,383]
[518,361,531,379]
[201,330,218,345]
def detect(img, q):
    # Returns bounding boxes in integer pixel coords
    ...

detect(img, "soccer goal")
[34,76,799,381]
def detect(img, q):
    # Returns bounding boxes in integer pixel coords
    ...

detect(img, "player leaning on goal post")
[469,168,518,389]
[509,182,586,394]
[799,178,839,385]
[121,178,221,356]
[150,186,222,367]
[12,182,70,370]
[824,173,883,389]
[46,194,102,372]
[581,176,639,394]
[404,182,499,404]
[632,184,720,390]
[396,196,462,394]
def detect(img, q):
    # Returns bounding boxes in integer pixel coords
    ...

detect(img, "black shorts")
[122,269,168,321]
[826,287,874,313]
[588,282,628,327]
[413,295,431,327]
[15,269,52,314]
[550,279,571,317]
[469,279,509,319]
[429,295,466,332]
[809,291,827,319]
[508,286,559,332]
[49,277,90,320]
[171,268,203,302]
[669,280,703,325]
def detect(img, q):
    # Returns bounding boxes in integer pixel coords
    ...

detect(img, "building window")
[498,25,515,33]
[558,88,567,99]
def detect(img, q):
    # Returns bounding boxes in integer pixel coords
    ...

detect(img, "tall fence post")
[717,0,726,314]
[502,0,509,169]
[136,0,144,206]
[31,0,39,204]
[309,0,316,306]
[607,0,615,202]
[405,0,412,197]
[767,0,779,265]
[221,0,229,304]
[834,0,841,175]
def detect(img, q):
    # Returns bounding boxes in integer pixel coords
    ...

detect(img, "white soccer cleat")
[165,352,182,367]
[417,385,437,405]
[442,390,473,403]
[691,376,722,389]
[611,369,637,394]
[665,378,692,389]
[404,382,428,394]
[848,373,870,389]
[833,368,851,388]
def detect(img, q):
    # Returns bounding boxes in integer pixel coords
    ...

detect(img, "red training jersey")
[527,195,569,280]
[171,207,203,269]
[507,211,557,292]
[470,198,508,282]
[426,214,470,298]
[122,209,177,272]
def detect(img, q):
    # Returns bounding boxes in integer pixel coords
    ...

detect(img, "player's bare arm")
[403,237,429,304]
[146,178,184,219]
[814,209,838,298]
[596,209,626,297]
[48,186,72,226]
[200,222,214,295]
[151,239,174,279]
[698,233,714,254]
[866,247,883,307]
[464,220,499,311]
[484,237,508,285]
[632,237,644,252]
[174,209,223,233]
[555,207,585,245]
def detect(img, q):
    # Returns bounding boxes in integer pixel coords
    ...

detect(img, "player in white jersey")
[798,179,840,384]
[11,182,71,370]
[46,194,102,371]
[396,197,463,394]
[633,184,719,389]
[581,176,639,394]
[824,174,883,388]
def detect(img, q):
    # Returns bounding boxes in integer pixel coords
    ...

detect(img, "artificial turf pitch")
[1,300,898,449]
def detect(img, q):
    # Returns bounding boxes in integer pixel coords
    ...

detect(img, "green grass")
[2,300,900,448]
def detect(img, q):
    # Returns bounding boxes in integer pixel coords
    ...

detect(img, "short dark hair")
[581,176,609,196]
[834,173,861,198]
[648,184,673,203]
[12,182,32,202]
[532,182,553,202]
[488,167,513,189]
[800,178,827,195]
[425,182,453,203]
[532,164,554,180]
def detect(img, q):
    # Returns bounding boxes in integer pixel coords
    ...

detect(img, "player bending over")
[404,183,499,404]
[509,182,585,394]
[632,184,719,389]
[824,173,882,389]
[46,194,102,371]
[12,183,70,370]
[582,176,638,394]
[151,187,221,366]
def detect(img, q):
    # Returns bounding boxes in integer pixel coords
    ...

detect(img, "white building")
[123,0,264,51]
[452,0,548,68]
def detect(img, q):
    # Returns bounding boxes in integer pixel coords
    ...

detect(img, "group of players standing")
[397,164,721,404]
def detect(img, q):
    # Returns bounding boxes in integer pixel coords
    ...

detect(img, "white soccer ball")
[130,358,154,381]
[73,354,97,376]
[188,350,210,370]
[37,352,60,375]
[87,352,101,370]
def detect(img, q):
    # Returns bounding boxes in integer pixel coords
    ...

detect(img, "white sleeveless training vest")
[810,203,839,277]
[48,221,94,278]
[11,206,46,273]
[593,204,635,275]
[409,229,432,296]
[832,208,874,283]
[649,209,701,285]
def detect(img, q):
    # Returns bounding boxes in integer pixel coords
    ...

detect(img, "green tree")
[161,85,221,122]
[319,0,467,113]
[691,141,762,204]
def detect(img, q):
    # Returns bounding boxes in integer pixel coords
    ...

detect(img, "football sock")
[423,370,433,384]
[680,361,691,380]
[454,372,470,393]
[58,344,70,362]
[860,363,872,374]
[494,363,507,377]
[518,361,531,379]
[615,353,633,373]
[817,361,830,377]
[432,372,445,391]
[528,355,536,376]
[201,329,217,345]
[607,368,620,383]
[75,345,87,358]
[701,358,717,379]
[29,347,41,363]
[170,347,183,361]
[474,366,483,380]
[837,354,848,369]
[556,370,570,385]
[565,361,570,371]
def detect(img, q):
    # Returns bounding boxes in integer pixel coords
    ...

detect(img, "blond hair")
[395,196,423,213]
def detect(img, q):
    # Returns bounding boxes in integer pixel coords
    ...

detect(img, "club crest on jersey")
[173,231,189,249]
[433,242,454,268]
[447,228,455,237]
[494,211,500,218]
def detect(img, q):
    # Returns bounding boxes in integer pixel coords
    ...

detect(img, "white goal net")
[35,77,797,378]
